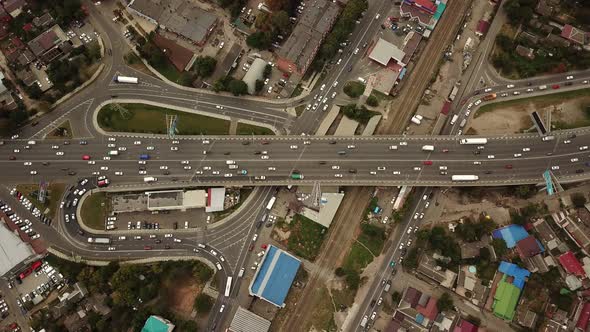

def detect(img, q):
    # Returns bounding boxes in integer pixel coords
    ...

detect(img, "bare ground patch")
[162,274,202,319]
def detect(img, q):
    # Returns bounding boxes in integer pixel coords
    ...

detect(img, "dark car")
[68,171,77,175]
[576,169,585,173]
[349,168,357,174]
[155,239,162,244]
[164,245,171,249]
[319,161,326,165]
[242,141,250,145]
[9,156,16,160]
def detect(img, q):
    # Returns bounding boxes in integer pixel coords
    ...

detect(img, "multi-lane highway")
[3,131,590,186]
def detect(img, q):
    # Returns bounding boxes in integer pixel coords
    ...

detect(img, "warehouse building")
[249,245,301,307]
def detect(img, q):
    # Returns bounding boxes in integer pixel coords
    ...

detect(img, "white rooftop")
[369,38,406,66]
[0,222,35,276]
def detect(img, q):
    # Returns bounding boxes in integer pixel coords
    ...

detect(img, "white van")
[27,140,36,145]
[143,176,157,183]
[226,160,236,165]
[216,263,223,270]
[539,85,547,90]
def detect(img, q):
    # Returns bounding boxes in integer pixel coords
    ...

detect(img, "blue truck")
[139,154,150,160]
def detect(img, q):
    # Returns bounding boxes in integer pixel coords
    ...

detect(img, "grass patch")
[295,105,306,117]
[98,103,230,135]
[291,84,304,98]
[15,183,65,218]
[152,59,183,84]
[236,123,274,135]
[357,223,386,256]
[46,120,72,139]
[475,88,590,119]
[342,242,373,273]
[80,192,109,230]
[308,287,337,332]
[343,81,365,98]
[332,287,356,309]
[285,214,328,261]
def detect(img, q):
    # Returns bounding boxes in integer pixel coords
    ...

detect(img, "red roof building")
[576,302,590,331]
[416,297,438,321]
[152,33,195,72]
[453,319,479,332]
[559,251,586,278]
[403,0,437,14]
[560,24,589,46]
[516,236,543,258]
[475,20,490,37]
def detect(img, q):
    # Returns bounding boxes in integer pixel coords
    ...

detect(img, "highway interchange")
[3,0,590,331]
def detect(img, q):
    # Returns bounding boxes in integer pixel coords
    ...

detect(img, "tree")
[228,80,248,96]
[178,72,196,87]
[437,292,454,312]
[366,95,379,107]
[194,56,217,78]
[495,34,513,51]
[571,193,587,208]
[343,81,365,98]
[255,79,264,93]
[335,267,345,277]
[514,185,534,198]
[344,269,360,290]
[246,31,272,50]
[85,42,101,61]
[271,11,291,35]
[194,293,213,313]
[8,109,28,126]
[391,291,401,304]
[492,238,508,257]
[504,0,535,24]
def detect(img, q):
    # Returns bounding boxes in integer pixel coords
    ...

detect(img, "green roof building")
[141,315,175,332]
[492,279,521,320]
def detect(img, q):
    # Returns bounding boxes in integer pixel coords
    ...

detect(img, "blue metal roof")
[249,245,301,307]
[492,224,529,248]
[498,261,530,290]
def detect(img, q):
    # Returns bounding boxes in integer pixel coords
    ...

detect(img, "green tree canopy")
[246,31,272,50]
[228,80,249,96]
[571,193,587,208]
[194,56,217,78]
[437,292,454,312]
[194,293,214,313]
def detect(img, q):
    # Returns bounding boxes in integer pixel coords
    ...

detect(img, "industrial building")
[228,306,271,332]
[242,58,267,95]
[127,0,218,46]
[249,245,301,307]
[276,0,340,75]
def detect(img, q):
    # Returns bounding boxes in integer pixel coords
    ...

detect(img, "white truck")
[360,315,369,328]
[144,176,157,183]
[114,75,139,84]
[422,145,434,151]
[459,138,488,145]
[450,114,459,125]
[87,237,111,244]
[459,118,467,128]
[108,150,119,156]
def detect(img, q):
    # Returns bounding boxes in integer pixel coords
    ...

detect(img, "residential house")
[456,265,489,307]
[515,45,535,60]
[51,282,89,318]
[552,211,590,254]
[392,287,440,330]
[152,33,195,72]
[560,24,589,46]
[417,254,457,289]
[452,319,479,332]
[63,310,89,332]
[32,13,54,28]
[475,20,490,37]
[2,0,26,18]
[0,71,16,110]
[27,25,70,64]
[559,251,587,279]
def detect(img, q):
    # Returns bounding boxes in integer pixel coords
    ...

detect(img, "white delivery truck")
[114,76,139,84]
[459,138,488,145]
[450,114,459,125]
[144,176,157,183]
[87,237,111,244]
[411,116,421,125]
[422,145,435,151]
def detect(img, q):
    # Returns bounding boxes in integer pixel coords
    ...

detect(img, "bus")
[224,276,232,297]
[291,173,304,180]
[459,138,488,145]
[451,175,479,181]
[266,197,276,210]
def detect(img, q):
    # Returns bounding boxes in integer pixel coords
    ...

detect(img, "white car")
[353,48,359,54]
[522,147,531,152]
[115,171,123,176]
[183,166,192,170]
[159,166,168,170]
[51,145,59,149]
[290,145,298,149]
[389,145,398,150]
[103,156,111,160]
[566,75,574,80]
[56,151,64,156]
[30,170,37,175]
[393,171,401,175]
[224,173,233,177]
[100,166,109,170]
[107,143,115,148]
[474,100,482,106]
[139,170,147,175]
[23,162,32,166]
[171,146,178,151]
[487,155,495,159]
[181,160,190,164]
[551,166,560,170]
[212,171,220,175]
[320,84,326,91]
[399,142,408,146]
[138,160,147,164]
[571,158,579,162]
[331,165,340,170]
[374,13,380,19]
[514,153,522,158]
[108,247,116,251]
[117,146,127,151]
[147,146,155,150]
[506,84,515,88]
[564,140,572,144]
[331,91,337,99]
[108,137,116,141]
[261,155,269,159]
[377,166,386,171]
[473,161,481,165]
[268,167,276,171]
[347,145,356,149]
[579,146,589,151]
[322,105,329,111]
[88,161,95,165]
[370,171,377,175]
[134,141,142,145]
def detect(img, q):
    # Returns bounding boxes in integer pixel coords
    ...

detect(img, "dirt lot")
[469,93,590,135]
[163,274,202,318]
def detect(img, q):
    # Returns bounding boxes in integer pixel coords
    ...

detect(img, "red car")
[442,149,449,153]
[143,245,152,250]
[505,164,513,169]
[552,84,560,89]
[82,155,91,160]
[423,161,433,165]
[9,156,16,160]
